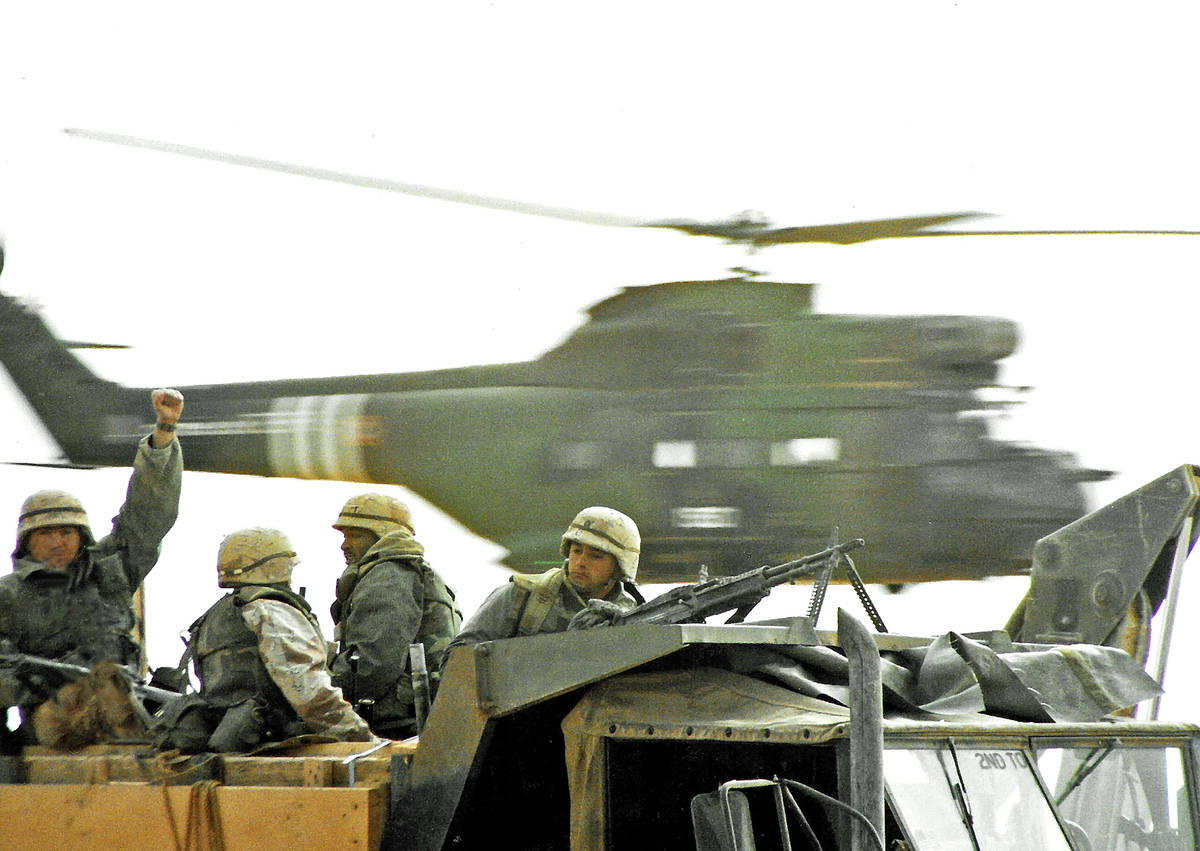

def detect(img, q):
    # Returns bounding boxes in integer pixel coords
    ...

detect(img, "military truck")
[1,465,1196,850]
[389,464,1200,850]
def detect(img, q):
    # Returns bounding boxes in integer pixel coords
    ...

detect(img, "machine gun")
[572,537,867,629]
[0,651,184,712]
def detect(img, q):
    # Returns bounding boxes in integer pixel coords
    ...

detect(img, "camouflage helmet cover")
[15,489,95,556]
[217,527,297,586]
[560,506,641,582]
[332,493,414,538]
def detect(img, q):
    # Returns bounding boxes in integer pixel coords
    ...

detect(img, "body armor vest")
[189,585,319,726]
[508,567,638,637]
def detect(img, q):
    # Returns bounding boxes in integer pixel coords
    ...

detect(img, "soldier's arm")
[241,599,371,741]
[96,389,185,587]
[330,562,421,699]
[439,583,523,675]
[0,600,23,708]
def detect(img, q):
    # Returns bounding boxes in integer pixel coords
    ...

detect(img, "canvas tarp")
[558,633,1162,849]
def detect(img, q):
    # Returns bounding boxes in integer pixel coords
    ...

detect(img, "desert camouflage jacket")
[190,584,368,742]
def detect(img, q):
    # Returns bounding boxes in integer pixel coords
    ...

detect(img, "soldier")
[444,506,642,658]
[159,528,370,752]
[0,389,184,746]
[330,493,461,738]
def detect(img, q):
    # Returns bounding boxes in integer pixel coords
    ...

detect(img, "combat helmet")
[333,493,414,538]
[560,506,640,582]
[217,528,297,587]
[14,489,95,557]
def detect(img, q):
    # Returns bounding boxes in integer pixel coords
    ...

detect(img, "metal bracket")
[342,738,389,787]
[806,528,887,632]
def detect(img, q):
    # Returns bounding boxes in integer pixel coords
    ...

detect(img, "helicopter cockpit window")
[884,745,1072,850]
[1033,739,1197,850]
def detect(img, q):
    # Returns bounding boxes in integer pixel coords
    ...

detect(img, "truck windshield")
[1034,740,1195,851]
[884,746,1072,850]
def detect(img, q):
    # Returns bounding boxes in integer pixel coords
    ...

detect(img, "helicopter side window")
[654,441,698,468]
[769,438,840,466]
[549,441,606,470]
[652,439,837,470]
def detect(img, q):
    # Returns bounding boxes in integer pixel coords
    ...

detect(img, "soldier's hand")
[567,599,627,631]
[152,388,185,425]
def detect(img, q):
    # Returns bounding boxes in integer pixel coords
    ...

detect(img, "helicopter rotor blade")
[642,214,1200,246]
[899,227,1200,238]
[62,128,643,228]
[64,128,1200,246]
[59,131,999,247]
[643,212,993,246]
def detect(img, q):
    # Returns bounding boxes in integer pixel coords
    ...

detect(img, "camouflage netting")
[33,662,147,751]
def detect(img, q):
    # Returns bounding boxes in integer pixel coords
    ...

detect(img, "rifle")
[0,651,184,710]
[409,643,431,733]
[573,538,866,628]
[348,650,376,728]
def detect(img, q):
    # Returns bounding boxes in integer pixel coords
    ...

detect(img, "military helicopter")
[7,130,1189,585]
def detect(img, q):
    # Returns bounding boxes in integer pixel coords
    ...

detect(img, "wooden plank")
[0,784,384,850]
[218,786,385,848]
[24,752,222,785]
[302,757,333,787]
[23,748,407,787]
[222,755,395,787]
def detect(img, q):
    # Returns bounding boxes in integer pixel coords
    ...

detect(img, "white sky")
[1,2,1198,717]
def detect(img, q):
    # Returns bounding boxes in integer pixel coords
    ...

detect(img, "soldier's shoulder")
[360,557,422,584]
[510,567,565,593]
[0,566,29,593]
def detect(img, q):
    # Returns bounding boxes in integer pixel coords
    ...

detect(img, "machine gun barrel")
[0,652,182,707]
[620,538,866,626]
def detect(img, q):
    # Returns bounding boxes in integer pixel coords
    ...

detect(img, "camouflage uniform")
[179,584,369,748]
[444,566,638,659]
[330,529,460,738]
[0,435,182,731]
